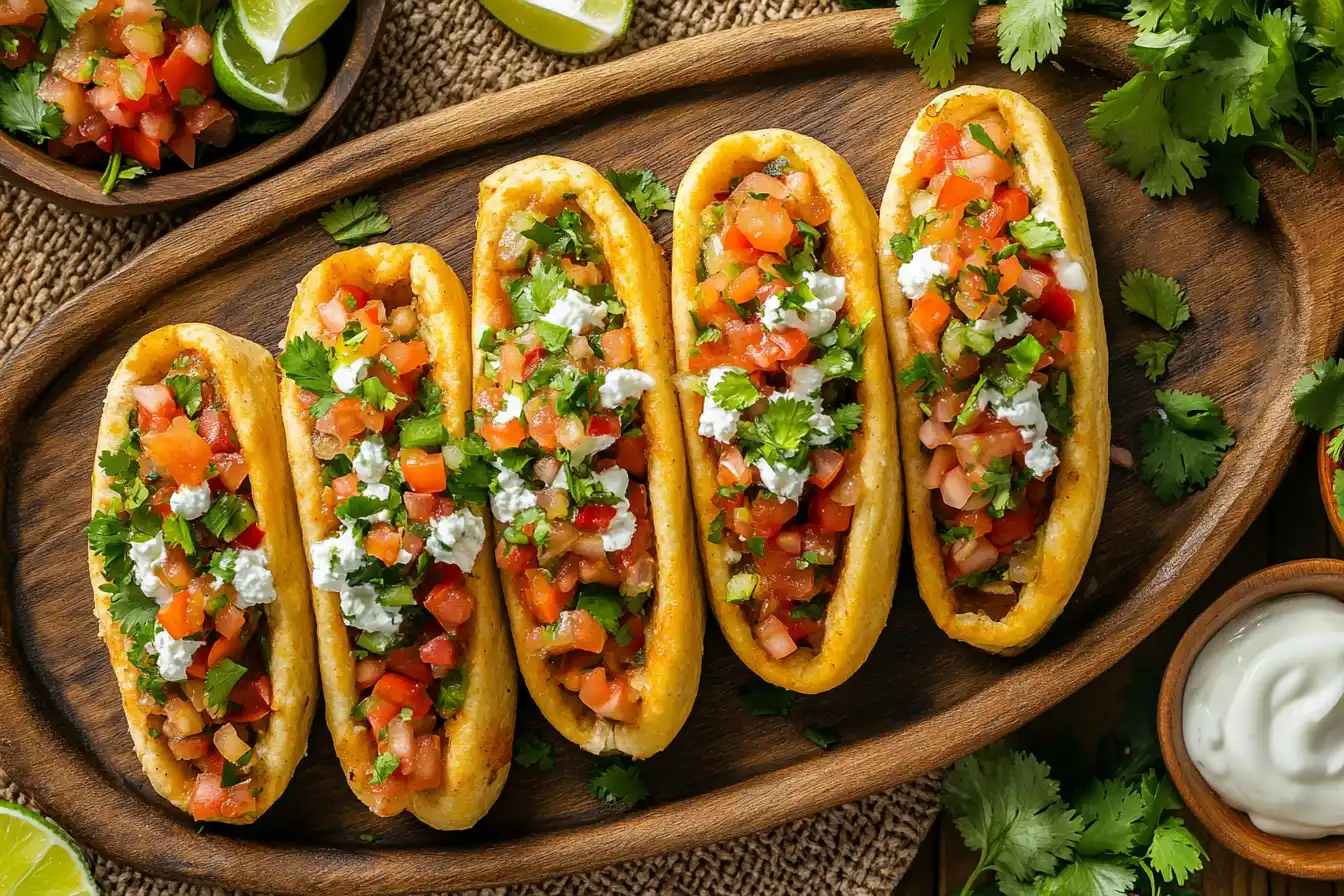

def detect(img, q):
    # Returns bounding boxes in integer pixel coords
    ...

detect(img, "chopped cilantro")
[1139,390,1235,502]
[605,168,674,221]
[513,730,556,770]
[1119,269,1190,333]
[319,195,391,247]
[589,758,649,809]
[204,658,248,716]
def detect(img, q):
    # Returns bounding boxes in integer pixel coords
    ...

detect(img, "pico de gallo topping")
[478,201,659,726]
[0,0,236,185]
[688,158,868,661]
[86,352,276,821]
[893,115,1085,603]
[279,282,482,816]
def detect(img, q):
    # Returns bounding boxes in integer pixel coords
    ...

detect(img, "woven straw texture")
[0,0,945,891]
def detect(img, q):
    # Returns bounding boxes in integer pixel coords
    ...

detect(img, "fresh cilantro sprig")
[1138,389,1235,502]
[946,744,1205,896]
[204,658,248,716]
[1292,359,1344,461]
[589,757,650,809]
[319,195,392,247]
[513,730,556,770]
[99,150,149,196]
[0,63,63,144]
[1120,269,1191,382]
[606,168,674,221]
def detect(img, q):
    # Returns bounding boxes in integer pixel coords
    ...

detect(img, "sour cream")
[1183,593,1344,838]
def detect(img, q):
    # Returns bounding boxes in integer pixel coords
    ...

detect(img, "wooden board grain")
[1,9,1343,893]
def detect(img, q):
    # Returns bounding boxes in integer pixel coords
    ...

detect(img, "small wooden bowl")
[0,0,385,218]
[1158,559,1344,879]
[1317,431,1344,544]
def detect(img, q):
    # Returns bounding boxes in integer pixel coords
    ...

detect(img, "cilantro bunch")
[883,0,1341,222]
[946,743,1205,896]
[1292,358,1344,516]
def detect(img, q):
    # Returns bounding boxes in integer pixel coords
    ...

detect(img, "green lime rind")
[0,801,99,896]
[477,0,633,55]
[213,8,328,115]
[233,0,349,63]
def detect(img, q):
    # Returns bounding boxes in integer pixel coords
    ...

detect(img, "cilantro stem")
[958,849,993,896]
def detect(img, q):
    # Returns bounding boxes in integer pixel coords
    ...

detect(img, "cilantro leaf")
[1291,359,1344,437]
[1007,217,1066,255]
[1135,337,1179,382]
[0,63,64,144]
[1033,857,1136,896]
[319,195,391,247]
[1119,269,1190,333]
[204,658,248,716]
[279,333,336,394]
[369,751,399,785]
[1088,71,1209,198]
[1003,335,1046,382]
[576,587,624,634]
[900,352,946,397]
[803,725,839,750]
[512,730,556,770]
[164,374,203,417]
[710,368,761,411]
[106,580,159,639]
[890,0,982,88]
[99,150,149,196]
[45,0,98,31]
[159,0,218,28]
[605,168,674,221]
[997,0,1067,73]
[1138,390,1235,502]
[830,403,864,442]
[589,758,650,809]
[1169,28,1276,143]
[740,397,816,460]
[1074,779,1145,856]
[945,743,1084,882]
[740,679,794,717]
[1147,818,1205,885]
[889,216,927,263]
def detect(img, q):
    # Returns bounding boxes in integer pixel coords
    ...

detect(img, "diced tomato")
[186,644,209,679]
[994,186,1031,222]
[937,175,983,209]
[365,523,403,566]
[522,567,565,624]
[735,197,795,255]
[611,433,648,477]
[141,415,212,486]
[766,327,810,362]
[529,608,607,655]
[188,774,227,820]
[809,487,853,533]
[157,46,215,102]
[1038,282,1076,326]
[214,603,246,640]
[696,271,739,330]
[407,735,443,791]
[207,634,243,669]
[809,448,845,488]
[601,329,634,366]
[520,344,546,380]
[578,667,639,722]
[234,523,264,550]
[726,266,763,306]
[372,672,433,718]
[749,495,798,538]
[418,634,461,668]
[909,293,952,340]
[626,483,649,518]
[611,518,653,575]
[754,614,798,659]
[386,647,433,684]
[382,340,430,376]
[989,507,1038,549]
[156,591,201,639]
[955,509,994,539]
[480,417,525,450]
[495,542,538,574]
[115,126,160,169]
[364,695,399,735]
[977,203,1006,239]
[168,733,210,761]
[224,673,272,724]
[424,580,474,629]
[196,408,236,453]
[998,254,1024,293]
[721,224,751,251]
[786,614,822,644]
[399,448,448,494]
[575,504,618,532]
[913,122,960,178]
[355,657,386,691]
[404,492,437,523]
[587,413,621,438]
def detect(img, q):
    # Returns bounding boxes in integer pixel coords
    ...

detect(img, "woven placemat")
[0,0,945,891]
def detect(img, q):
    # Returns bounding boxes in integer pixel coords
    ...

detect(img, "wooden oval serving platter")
[2,9,1342,893]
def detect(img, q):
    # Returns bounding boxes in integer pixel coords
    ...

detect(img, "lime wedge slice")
[0,802,98,896]
[213,9,328,115]
[233,0,348,63]
[478,0,632,55]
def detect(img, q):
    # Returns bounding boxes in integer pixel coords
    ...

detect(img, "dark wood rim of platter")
[0,8,1342,893]
[0,0,387,218]
[1158,559,1344,879]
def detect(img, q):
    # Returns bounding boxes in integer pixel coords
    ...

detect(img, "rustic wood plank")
[0,11,1341,895]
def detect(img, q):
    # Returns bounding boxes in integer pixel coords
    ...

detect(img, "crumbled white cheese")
[310,527,364,593]
[427,509,487,572]
[782,364,836,447]
[898,246,948,300]
[972,309,1032,342]
[594,466,637,551]
[723,547,743,564]
[1024,438,1061,478]
[754,458,807,502]
[332,357,371,393]
[569,434,617,461]
[353,435,389,484]
[491,462,537,523]
[1051,251,1088,292]
[169,481,212,521]
[340,584,403,635]
[152,627,203,682]
[130,533,173,605]
[599,368,655,409]
[699,365,746,443]
[551,465,569,492]
[496,390,524,424]
[541,288,607,334]
[760,272,848,339]
[230,548,276,608]
[394,548,414,566]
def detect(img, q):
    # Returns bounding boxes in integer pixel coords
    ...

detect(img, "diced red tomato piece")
[1038,282,1076,326]
[234,523,264,550]
[587,413,621,438]
[355,657,386,691]
[809,449,845,488]
[386,647,433,684]
[749,495,798,538]
[141,415,212,487]
[115,126,160,169]
[601,329,634,366]
[418,634,462,668]
[574,504,618,532]
[809,487,853,533]
[383,340,430,376]
[365,523,403,566]
[399,447,448,494]
[611,433,648,476]
[373,672,433,718]
[407,734,443,791]
[735,197,795,255]
[988,507,1038,549]
[424,580,475,628]
[913,122,962,180]
[994,186,1031,222]
[495,542,538,574]
[578,667,639,722]
[224,673,272,724]
[214,603,246,640]
[197,408,237,453]
[480,417,525,450]
[522,568,565,624]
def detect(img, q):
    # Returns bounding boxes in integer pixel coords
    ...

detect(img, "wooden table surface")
[895,440,1344,896]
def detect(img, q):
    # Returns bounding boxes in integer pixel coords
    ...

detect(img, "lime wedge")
[0,802,98,896]
[213,9,327,115]
[478,0,632,55]
[233,0,347,63]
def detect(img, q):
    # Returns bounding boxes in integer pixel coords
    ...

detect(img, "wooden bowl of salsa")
[0,0,384,217]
